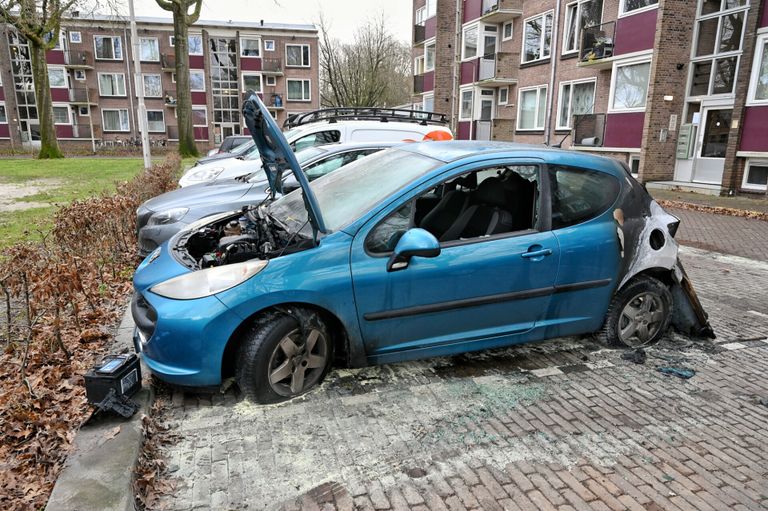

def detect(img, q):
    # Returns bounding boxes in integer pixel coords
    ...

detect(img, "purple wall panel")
[740,106,768,152]
[457,121,471,140]
[423,71,435,92]
[603,112,644,148]
[464,0,482,23]
[191,91,207,105]
[50,88,70,102]
[0,88,4,101]
[614,8,657,56]
[240,57,262,71]
[460,60,478,85]
[55,125,74,138]
[194,126,209,140]
[762,0,768,27]
[0,124,9,138]
[46,50,65,65]
[425,17,437,40]
[189,55,205,69]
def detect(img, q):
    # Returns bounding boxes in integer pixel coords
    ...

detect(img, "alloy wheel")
[267,327,328,397]
[618,291,667,347]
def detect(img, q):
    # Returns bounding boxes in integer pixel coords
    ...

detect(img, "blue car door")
[349,160,561,365]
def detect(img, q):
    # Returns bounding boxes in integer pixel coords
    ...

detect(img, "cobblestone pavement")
[650,189,768,215]
[155,247,768,511]
[665,206,768,261]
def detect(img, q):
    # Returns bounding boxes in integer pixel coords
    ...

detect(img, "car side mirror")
[387,228,440,272]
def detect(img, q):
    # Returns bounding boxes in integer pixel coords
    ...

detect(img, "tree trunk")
[30,43,63,159]
[173,12,199,158]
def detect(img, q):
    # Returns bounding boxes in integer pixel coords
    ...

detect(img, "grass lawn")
[0,158,159,249]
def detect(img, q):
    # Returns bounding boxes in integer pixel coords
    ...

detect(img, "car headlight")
[149,259,268,300]
[148,207,189,226]
[183,166,224,184]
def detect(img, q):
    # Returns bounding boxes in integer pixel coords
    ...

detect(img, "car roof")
[286,119,452,135]
[310,140,403,154]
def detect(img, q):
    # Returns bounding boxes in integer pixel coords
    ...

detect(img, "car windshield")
[230,140,255,155]
[245,146,329,183]
[269,148,442,235]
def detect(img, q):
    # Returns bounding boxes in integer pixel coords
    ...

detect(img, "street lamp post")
[128,0,152,169]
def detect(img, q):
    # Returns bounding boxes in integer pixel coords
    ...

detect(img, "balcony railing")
[481,0,522,21]
[71,124,93,138]
[69,87,96,103]
[573,113,606,147]
[161,54,176,71]
[167,125,179,139]
[413,74,425,94]
[475,120,491,141]
[414,23,426,44]
[476,52,518,83]
[261,58,283,74]
[580,21,615,64]
[164,90,178,106]
[64,50,93,68]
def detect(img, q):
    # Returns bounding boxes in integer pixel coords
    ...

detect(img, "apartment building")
[411,0,768,195]
[0,15,319,151]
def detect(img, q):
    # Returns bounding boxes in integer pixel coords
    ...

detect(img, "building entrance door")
[692,107,731,185]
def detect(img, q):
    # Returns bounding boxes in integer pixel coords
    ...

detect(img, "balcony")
[261,58,284,75]
[414,23,426,45]
[573,113,606,147]
[166,125,179,140]
[161,54,176,72]
[476,52,518,86]
[475,120,492,141]
[68,87,97,104]
[72,124,93,138]
[413,74,425,94]
[64,50,93,69]
[578,22,616,70]
[480,0,522,23]
[164,90,178,106]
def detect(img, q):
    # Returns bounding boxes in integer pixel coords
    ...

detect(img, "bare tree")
[319,15,411,108]
[156,0,201,157]
[0,0,77,159]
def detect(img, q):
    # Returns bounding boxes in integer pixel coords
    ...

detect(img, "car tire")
[598,275,672,348]
[236,312,332,404]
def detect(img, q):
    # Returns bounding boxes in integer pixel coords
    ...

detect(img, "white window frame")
[502,22,514,41]
[74,69,86,81]
[618,0,658,17]
[462,23,479,61]
[522,10,553,64]
[742,159,768,191]
[516,85,548,131]
[78,106,89,116]
[264,40,275,51]
[52,105,71,125]
[425,0,437,19]
[69,31,81,44]
[101,108,130,132]
[416,6,426,25]
[98,72,127,97]
[138,37,160,62]
[93,35,122,60]
[556,77,597,130]
[242,72,263,93]
[608,56,652,113]
[146,110,165,133]
[47,66,67,88]
[192,107,208,127]
[189,70,206,92]
[0,102,6,124]
[498,86,509,105]
[746,32,768,105]
[240,37,261,57]
[170,35,203,55]
[414,55,425,75]
[459,87,474,121]
[424,39,436,72]
[286,79,312,101]
[266,75,277,87]
[423,93,435,112]
[285,44,311,67]
[142,73,162,98]
[562,0,603,55]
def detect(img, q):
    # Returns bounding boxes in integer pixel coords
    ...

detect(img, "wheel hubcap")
[268,328,328,396]
[618,292,666,347]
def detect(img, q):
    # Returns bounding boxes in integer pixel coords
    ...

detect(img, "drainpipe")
[124,27,137,145]
[451,0,463,134]
[544,0,561,146]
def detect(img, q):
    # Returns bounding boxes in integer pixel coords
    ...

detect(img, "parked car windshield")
[269,149,442,235]
[245,146,330,183]
[230,141,255,155]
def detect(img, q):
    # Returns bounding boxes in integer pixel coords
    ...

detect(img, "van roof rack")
[283,107,448,129]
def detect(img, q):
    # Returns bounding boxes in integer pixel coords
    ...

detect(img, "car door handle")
[521,248,553,259]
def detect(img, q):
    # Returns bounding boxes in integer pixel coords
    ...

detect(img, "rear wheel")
[236,312,331,403]
[598,276,672,348]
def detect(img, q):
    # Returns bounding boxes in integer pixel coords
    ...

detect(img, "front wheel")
[598,275,672,348]
[236,312,332,403]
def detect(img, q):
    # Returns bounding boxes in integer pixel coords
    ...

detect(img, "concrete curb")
[46,305,151,511]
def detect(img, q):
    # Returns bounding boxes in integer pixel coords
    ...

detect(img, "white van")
[178,108,452,187]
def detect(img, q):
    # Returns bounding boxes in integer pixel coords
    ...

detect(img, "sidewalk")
[650,188,768,217]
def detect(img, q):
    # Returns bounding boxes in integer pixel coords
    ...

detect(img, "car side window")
[365,164,540,254]
[549,165,620,229]
[292,130,341,152]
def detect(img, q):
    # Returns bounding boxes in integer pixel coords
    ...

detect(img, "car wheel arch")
[221,302,352,382]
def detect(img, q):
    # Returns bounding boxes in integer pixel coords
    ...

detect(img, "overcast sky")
[129,0,412,43]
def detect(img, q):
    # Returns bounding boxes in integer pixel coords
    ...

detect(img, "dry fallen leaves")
[657,199,768,222]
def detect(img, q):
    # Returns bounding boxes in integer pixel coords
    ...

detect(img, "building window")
[742,160,768,191]
[557,79,596,129]
[143,74,162,97]
[98,73,126,96]
[523,11,553,63]
[286,44,310,67]
[563,0,603,54]
[192,107,207,126]
[423,93,434,111]
[264,40,275,51]
[0,103,6,123]
[74,69,86,81]
[414,55,425,75]
[94,35,122,60]
[189,70,206,92]
[426,0,436,19]
[241,37,261,57]
[170,35,203,55]
[459,89,474,120]
[620,0,658,15]
[287,79,311,101]
[629,155,640,176]
[416,6,426,25]
[498,86,509,105]
[462,24,479,60]
[266,75,277,86]
[425,41,436,71]
[243,73,263,92]
[48,67,67,87]
[610,60,651,111]
[102,109,130,131]
[78,106,89,116]
[147,111,165,132]
[748,33,768,104]
[502,22,513,41]
[517,85,547,130]
[69,31,81,44]
[53,106,70,124]
[139,37,159,61]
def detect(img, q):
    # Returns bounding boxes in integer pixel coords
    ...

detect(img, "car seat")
[440,177,514,241]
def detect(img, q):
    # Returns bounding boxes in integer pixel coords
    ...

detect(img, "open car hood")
[242,92,327,235]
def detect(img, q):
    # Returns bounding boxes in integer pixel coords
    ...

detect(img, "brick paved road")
[153,245,768,511]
